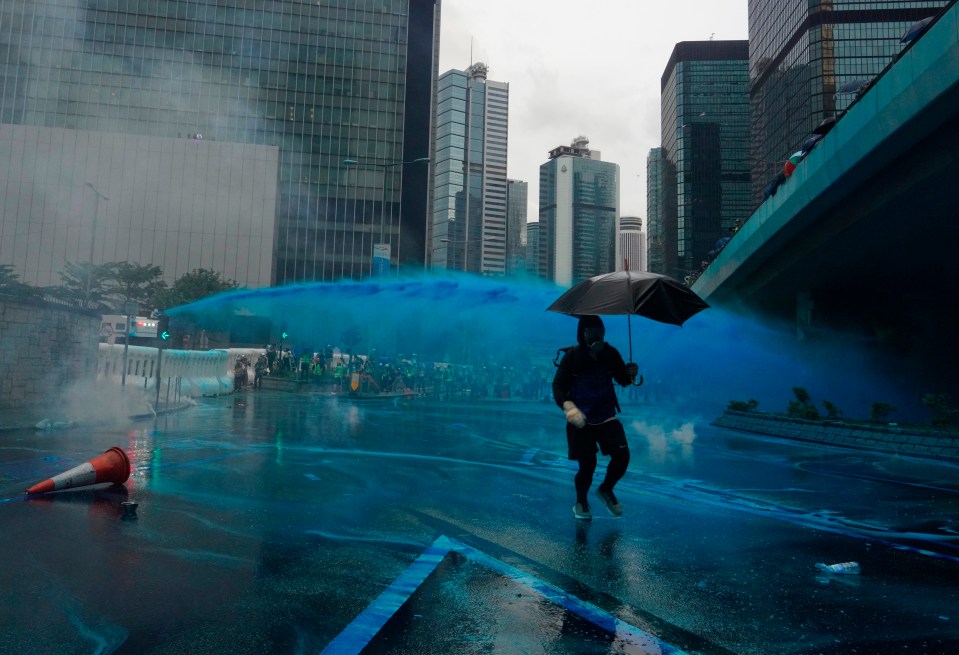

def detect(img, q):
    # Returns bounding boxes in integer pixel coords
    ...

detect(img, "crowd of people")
[232,343,585,401]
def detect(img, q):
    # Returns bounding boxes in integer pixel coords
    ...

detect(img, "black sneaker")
[572,502,592,520]
[596,487,623,517]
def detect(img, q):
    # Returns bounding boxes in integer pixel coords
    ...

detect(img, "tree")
[154,268,239,309]
[0,264,37,298]
[106,262,167,312]
[787,386,820,419]
[50,261,117,309]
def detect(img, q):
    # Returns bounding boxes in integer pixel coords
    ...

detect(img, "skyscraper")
[646,147,666,275]
[0,0,439,285]
[430,62,509,275]
[538,137,619,287]
[660,41,750,280]
[506,179,528,276]
[619,216,646,273]
[525,221,540,277]
[748,0,948,204]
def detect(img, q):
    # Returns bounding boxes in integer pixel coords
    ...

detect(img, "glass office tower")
[431,62,509,275]
[0,0,438,283]
[646,147,666,275]
[661,41,750,280]
[538,138,619,287]
[505,179,528,276]
[524,221,540,277]
[748,0,948,205]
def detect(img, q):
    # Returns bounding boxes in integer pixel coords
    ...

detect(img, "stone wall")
[713,411,959,461]
[0,295,99,411]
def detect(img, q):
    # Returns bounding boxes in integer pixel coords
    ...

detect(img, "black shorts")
[566,419,628,461]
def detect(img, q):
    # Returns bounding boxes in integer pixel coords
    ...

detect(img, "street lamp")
[342,157,430,275]
[84,182,109,308]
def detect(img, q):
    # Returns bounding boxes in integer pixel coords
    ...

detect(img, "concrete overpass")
[693,2,959,399]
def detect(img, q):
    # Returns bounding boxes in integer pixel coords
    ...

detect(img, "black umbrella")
[835,79,866,95]
[812,116,836,135]
[802,133,823,154]
[547,270,709,360]
[901,16,934,44]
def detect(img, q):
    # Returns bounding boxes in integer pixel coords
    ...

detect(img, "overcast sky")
[438,0,749,224]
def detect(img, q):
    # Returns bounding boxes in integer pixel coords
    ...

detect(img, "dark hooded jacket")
[552,316,633,424]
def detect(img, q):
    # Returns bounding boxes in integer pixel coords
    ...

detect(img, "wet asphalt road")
[1,391,958,654]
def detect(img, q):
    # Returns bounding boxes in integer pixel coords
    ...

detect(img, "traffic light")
[157,314,171,341]
[281,331,289,340]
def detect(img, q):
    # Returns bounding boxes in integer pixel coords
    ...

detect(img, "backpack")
[553,344,577,368]
[552,343,622,415]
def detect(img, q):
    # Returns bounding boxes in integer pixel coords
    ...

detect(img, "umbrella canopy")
[547,270,709,327]
[901,16,934,44]
[802,133,824,154]
[836,79,867,95]
[812,116,836,135]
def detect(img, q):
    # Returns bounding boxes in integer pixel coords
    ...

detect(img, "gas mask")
[583,326,606,353]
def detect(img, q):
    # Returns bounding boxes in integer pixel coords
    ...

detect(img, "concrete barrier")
[713,410,959,461]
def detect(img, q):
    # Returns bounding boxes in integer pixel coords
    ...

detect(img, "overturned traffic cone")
[25,446,131,495]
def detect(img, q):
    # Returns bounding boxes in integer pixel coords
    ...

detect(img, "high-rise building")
[646,147,666,275]
[0,124,277,289]
[661,41,750,280]
[430,62,508,275]
[619,216,646,273]
[538,137,619,287]
[748,0,948,204]
[506,179,528,276]
[525,221,540,277]
[0,0,439,285]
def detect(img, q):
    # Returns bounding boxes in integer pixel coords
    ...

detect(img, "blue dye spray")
[170,272,912,419]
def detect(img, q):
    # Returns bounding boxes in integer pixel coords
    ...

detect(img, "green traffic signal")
[282,332,288,339]
[161,331,171,340]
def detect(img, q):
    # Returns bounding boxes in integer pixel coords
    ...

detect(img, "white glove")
[563,401,586,429]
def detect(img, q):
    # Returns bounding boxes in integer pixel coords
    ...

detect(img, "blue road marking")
[320,541,448,655]
[321,535,689,655]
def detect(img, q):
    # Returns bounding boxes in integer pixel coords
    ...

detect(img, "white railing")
[98,344,247,397]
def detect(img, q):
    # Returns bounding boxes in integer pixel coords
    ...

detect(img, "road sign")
[99,323,114,338]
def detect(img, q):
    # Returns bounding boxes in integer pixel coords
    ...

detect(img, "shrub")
[870,402,896,423]
[728,399,760,412]
[787,387,820,419]
[822,400,843,419]
[787,400,820,419]
[922,393,957,428]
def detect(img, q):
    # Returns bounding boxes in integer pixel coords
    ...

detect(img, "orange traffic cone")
[25,446,131,495]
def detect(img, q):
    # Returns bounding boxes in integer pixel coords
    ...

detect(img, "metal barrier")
[97,344,234,398]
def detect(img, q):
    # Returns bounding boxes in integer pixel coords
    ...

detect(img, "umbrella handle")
[627,308,641,385]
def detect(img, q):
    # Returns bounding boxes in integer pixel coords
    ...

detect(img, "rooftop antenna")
[470,37,473,66]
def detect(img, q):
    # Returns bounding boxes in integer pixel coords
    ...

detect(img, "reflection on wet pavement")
[1,393,957,654]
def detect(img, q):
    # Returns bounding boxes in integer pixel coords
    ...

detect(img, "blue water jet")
[170,272,915,419]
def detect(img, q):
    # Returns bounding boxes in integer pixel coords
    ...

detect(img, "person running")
[552,315,639,520]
